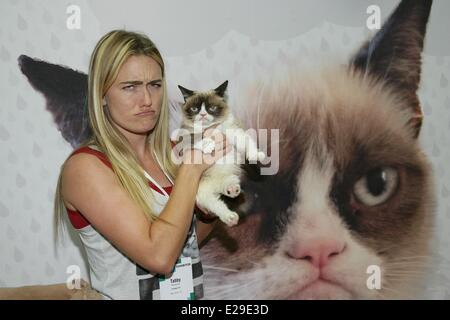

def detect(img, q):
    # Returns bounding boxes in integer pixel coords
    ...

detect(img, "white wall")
[1,0,449,298]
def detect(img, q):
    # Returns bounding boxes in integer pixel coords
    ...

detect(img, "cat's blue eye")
[209,105,217,112]
[353,167,399,206]
[190,106,199,112]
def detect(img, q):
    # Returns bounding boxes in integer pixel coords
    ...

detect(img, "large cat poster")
[1,0,450,299]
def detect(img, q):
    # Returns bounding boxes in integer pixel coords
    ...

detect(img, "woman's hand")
[181,126,232,176]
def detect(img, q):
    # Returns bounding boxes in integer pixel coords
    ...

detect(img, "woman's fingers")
[211,129,229,154]
[208,137,232,163]
[179,127,232,169]
[204,127,225,146]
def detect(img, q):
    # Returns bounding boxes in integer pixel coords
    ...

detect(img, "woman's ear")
[102,97,107,107]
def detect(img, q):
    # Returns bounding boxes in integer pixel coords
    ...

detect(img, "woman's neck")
[116,127,152,163]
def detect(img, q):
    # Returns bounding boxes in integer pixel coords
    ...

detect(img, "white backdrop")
[1,0,449,298]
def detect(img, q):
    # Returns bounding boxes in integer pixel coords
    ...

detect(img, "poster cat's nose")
[286,235,346,269]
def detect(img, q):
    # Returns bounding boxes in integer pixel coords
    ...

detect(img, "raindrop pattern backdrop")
[1,0,449,298]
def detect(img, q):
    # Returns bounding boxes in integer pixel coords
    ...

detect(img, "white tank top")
[68,146,204,300]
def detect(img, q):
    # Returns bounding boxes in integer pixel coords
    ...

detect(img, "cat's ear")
[349,0,432,138]
[178,85,194,102]
[18,55,91,148]
[214,80,228,99]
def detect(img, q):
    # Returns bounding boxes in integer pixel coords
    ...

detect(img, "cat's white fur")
[195,113,265,226]
[201,65,432,299]
[204,154,384,299]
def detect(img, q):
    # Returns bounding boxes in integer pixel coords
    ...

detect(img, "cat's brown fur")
[201,0,434,299]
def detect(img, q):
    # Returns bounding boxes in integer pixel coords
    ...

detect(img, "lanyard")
[142,151,174,198]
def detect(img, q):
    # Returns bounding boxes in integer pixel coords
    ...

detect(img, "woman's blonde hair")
[54,30,178,237]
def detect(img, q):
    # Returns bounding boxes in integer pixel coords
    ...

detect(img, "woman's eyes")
[122,83,161,90]
[123,85,135,90]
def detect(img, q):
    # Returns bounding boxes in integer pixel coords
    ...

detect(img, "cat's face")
[202,68,434,299]
[178,81,230,128]
[201,0,434,299]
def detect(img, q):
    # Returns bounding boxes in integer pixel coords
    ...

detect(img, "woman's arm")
[62,154,203,275]
[62,130,230,276]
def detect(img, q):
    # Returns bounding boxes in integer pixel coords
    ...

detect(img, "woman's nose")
[142,88,152,106]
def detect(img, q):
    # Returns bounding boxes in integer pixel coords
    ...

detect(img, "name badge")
[159,257,195,300]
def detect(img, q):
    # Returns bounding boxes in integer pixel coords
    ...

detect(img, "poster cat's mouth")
[286,279,353,300]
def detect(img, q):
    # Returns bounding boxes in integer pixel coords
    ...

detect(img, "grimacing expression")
[179,81,230,127]
[183,94,227,126]
[104,55,163,136]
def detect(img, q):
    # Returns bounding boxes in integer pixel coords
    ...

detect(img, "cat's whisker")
[385,270,429,276]
[202,265,240,273]
[387,263,430,268]
[375,243,402,253]
[205,278,262,299]
[387,255,431,261]
[244,258,264,267]
[385,272,426,277]
[387,258,429,262]
[383,276,426,282]
[385,261,431,269]
[378,285,408,299]
[384,274,426,279]
[385,263,431,269]
[385,268,428,273]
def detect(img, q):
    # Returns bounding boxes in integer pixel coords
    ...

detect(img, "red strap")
[66,146,174,229]
[71,146,112,169]
[67,208,91,229]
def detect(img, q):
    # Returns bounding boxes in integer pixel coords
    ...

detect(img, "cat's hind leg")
[197,181,239,227]
[221,174,241,198]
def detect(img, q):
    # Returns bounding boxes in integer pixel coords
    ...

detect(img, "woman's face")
[104,54,163,137]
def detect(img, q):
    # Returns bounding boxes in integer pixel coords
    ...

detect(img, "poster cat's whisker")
[202,265,240,273]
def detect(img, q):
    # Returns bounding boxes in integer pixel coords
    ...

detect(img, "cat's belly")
[203,153,243,178]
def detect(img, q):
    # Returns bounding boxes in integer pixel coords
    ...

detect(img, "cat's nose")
[286,234,346,269]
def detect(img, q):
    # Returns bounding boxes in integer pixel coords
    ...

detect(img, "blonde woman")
[54,30,231,300]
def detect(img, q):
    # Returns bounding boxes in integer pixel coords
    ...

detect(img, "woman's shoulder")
[66,145,112,170]
[61,146,116,210]
[62,146,114,193]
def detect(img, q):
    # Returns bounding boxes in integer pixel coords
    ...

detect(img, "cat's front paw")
[201,138,215,154]
[257,151,265,162]
[247,149,265,162]
[220,212,239,227]
[194,138,215,154]
[224,183,241,198]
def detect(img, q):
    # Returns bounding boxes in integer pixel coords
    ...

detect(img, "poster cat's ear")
[18,55,91,148]
[178,85,194,102]
[350,0,432,137]
[214,80,228,99]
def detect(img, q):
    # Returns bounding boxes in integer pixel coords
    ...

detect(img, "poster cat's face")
[201,67,434,299]
[201,0,435,299]
[18,0,434,300]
